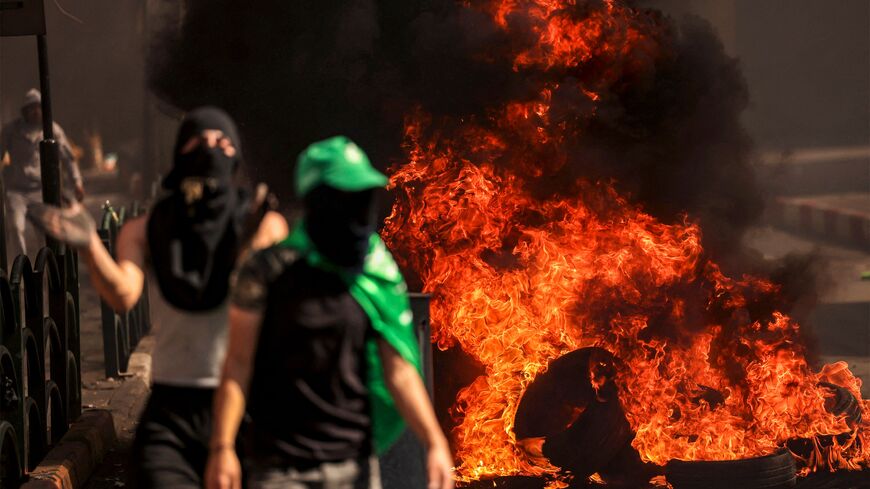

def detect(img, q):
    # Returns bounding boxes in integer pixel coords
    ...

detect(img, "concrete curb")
[767,196,870,249]
[21,410,116,489]
[22,339,153,489]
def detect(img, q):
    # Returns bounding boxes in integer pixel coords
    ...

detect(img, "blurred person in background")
[205,136,454,489]
[29,107,288,489]
[1,88,84,261]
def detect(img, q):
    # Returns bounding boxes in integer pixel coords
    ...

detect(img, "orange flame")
[382,0,869,483]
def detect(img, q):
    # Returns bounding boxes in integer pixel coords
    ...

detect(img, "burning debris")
[151,0,869,487]
[379,0,869,487]
[383,114,869,484]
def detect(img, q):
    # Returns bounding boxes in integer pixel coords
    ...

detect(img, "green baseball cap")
[295,136,388,198]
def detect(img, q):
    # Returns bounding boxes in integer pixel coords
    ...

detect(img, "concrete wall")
[651,0,870,151]
[735,0,870,149]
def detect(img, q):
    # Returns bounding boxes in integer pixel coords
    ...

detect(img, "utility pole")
[36,33,63,253]
[1,0,63,254]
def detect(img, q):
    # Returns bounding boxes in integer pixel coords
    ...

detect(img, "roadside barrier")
[97,202,152,379]
[0,246,81,486]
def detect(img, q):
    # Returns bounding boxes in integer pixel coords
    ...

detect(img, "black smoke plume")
[150,0,761,263]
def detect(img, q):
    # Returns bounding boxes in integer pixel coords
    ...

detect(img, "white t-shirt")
[147,269,229,388]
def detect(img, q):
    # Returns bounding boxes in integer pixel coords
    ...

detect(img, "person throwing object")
[29,107,288,488]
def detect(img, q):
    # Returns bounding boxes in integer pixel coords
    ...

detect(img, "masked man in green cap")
[205,136,454,489]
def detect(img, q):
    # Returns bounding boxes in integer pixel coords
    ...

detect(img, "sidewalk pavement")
[77,338,152,489]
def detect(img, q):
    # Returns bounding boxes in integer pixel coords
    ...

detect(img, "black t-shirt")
[232,246,373,464]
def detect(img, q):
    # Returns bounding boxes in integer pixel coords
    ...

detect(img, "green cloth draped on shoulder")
[280,222,422,454]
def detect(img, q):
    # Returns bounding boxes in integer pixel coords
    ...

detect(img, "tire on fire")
[665,448,797,489]
[513,347,636,480]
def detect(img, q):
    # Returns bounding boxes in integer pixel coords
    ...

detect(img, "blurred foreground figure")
[205,136,454,489]
[28,107,288,488]
[1,88,84,261]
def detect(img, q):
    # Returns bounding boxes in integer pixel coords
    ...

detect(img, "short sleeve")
[230,246,297,311]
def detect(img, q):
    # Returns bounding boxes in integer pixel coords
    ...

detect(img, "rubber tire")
[514,347,616,440]
[788,382,863,458]
[665,448,797,489]
[543,394,634,479]
[794,469,870,489]
[819,382,863,426]
[463,476,548,489]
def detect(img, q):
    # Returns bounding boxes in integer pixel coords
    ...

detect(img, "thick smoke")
[150,0,767,265]
[149,0,835,453]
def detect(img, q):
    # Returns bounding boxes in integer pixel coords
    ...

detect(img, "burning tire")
[514,348,635,479]
[543,393,634,479]
[514,348,619,440]
[665,448,797,489]
[786,382,864,460]
[463,476,548,489]
[819,382,863,427]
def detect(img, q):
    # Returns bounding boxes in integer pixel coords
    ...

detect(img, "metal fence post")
[0,3,82,484]
[36,34,63,255]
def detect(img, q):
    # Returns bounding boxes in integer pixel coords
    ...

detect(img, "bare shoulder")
[120,214,148,239]
[105,213,148,274]
[251,211,289,250]
[117,214,149,253]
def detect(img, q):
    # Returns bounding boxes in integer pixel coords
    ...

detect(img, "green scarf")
[280,222,422,454]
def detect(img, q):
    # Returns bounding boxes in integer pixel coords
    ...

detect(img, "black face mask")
[148,107,250,311]
[163,107,241,194]
[304,186,377,270]
[172,145,237,222]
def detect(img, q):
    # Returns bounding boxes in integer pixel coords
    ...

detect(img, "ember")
[381,0,869,485]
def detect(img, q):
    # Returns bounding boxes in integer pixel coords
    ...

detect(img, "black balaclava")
[147,107,250,311]
[304,185,377,271]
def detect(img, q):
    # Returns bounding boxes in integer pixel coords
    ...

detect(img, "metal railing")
[1,6,88,484]
[98,202,152,379]
[0,246,81,486]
